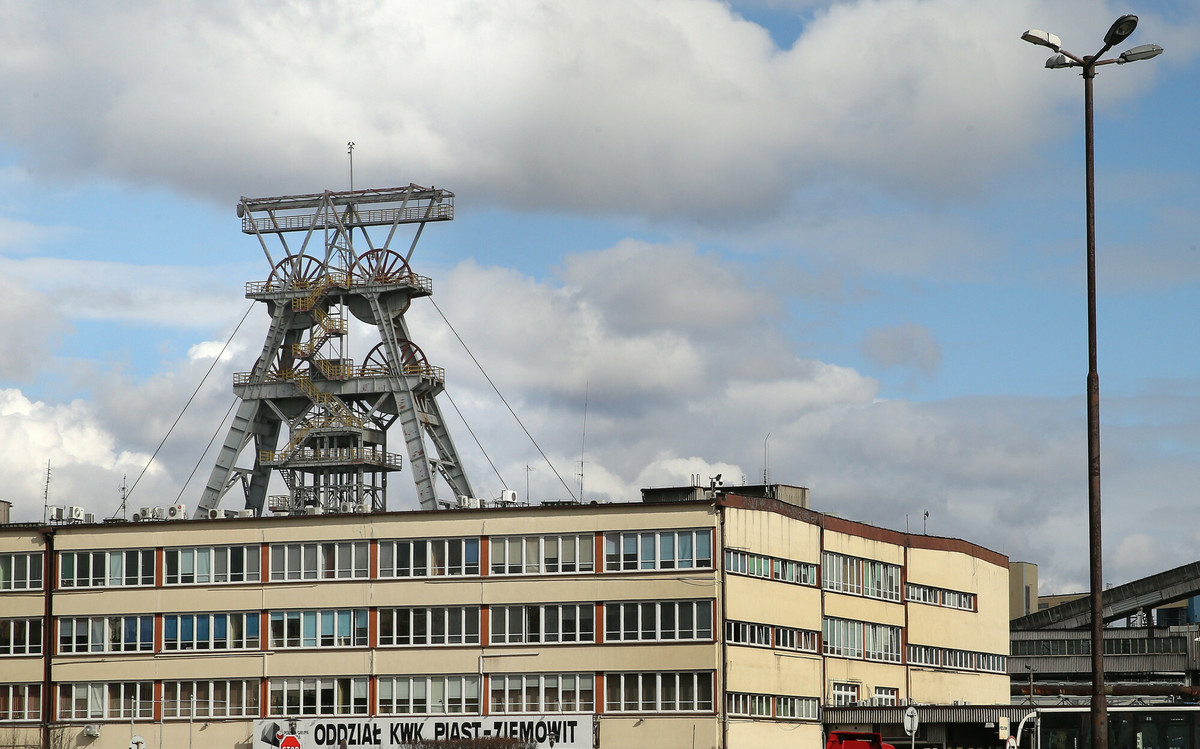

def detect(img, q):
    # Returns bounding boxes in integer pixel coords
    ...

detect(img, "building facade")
[0,486,1009,749]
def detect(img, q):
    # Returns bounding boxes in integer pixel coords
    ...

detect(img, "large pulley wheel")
[351,249,412,285]
[266,255,326,291]
[363,341,429,376]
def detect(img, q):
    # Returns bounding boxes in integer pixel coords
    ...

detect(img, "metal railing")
[242,203,453,233]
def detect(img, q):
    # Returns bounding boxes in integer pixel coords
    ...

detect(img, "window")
[268,542,368,581]
[165,545,260,585]
[269,677,368,716]
[726,692,770,717]
[58,616,153,654]
[907,644,941,667]
[774,625,820,653]
[822,617,863,659]
[0,553,42,591]
[978,653,1007,673]
[906,582,975,611]
[725,621,771,648]
[163,613,260,651]
[489,674,594,714]
[379,606,480,646]
[491,604,594,645]
[831,682,859,707]
[58,682,152,720]
[162,680,260,718]
[905,582,939,604]
[604,530,712,572]
[863,622,902,663]
[724,550,816,586]
[823,617,899,663]
[59,549,153,588]
[379,538,480,577]
[908,644,1000,672]
[604,600,712,642]
[604,672,713,713]
[776,695,819,720]
[874,687,899,706]
[0,684,41,721]
[942,590,975,611]
[943,649,974,670]
[489,535,594,575]
[269,609,368,649]
[378,676,479,715]
[0,619,43,656]
[822,551,900,601]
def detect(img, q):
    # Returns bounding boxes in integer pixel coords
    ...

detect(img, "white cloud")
[0,389,155,522]
[0,274,68,380]
[1,0,1191,223]
[0,256,248,329]
[862,322,942,376]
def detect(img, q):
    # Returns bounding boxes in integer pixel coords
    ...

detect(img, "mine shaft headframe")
[236,184,454,235]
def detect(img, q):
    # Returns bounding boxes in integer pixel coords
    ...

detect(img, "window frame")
[603,530,712,573]
[0,618,43,656]
[0,553,43,592]
[164,545,261,585]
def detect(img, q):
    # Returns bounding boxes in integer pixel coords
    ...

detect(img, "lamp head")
[1103,14,1138,47]
[1118,43,1163,64]
[1045,53,1074,69]
[1021,29,1062,51]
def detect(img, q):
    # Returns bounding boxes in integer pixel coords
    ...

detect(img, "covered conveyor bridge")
[1012,560,1200,630]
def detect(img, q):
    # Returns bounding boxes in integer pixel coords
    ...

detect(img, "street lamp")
[1021,15,1162,749]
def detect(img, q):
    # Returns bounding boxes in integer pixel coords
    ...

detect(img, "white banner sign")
[255,716,591,748]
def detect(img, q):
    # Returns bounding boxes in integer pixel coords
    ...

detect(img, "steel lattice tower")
[195,185,474,517]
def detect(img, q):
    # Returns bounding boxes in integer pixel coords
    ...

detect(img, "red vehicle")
[826,730,897,749]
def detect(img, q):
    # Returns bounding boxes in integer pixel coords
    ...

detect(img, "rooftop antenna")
[923,509,929,534]
[578,381,589,501]
[41,460,51,523]
[347,142,355,191]
[524,464,536,503]
[762,432,771,484]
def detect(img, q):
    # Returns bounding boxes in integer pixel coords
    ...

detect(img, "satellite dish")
[129,736,146,749]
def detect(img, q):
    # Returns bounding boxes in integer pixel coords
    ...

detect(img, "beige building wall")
[1009,561,1038,619]
[907,546,1010,659]
[1,490,1010,749]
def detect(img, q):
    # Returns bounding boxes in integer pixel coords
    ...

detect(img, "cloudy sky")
[1,0,1197,595]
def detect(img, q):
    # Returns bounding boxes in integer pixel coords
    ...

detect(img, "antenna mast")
[763,432,771,484]
[578,381,588,502]
[41,461,51,523]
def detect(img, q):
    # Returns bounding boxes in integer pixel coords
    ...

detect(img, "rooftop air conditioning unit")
[135,507,155,521]
[68,506,86,521]
[223,509,242,519]
[167,504,187,520]
[150,507,166,520]
[82,723,101,737]
[49,507,65,521]
[238,509,256,518]
[498,490,518,505]
[83,513,95,524]
[305,506,323,515]
[339,501,355,514]
[355,503,370,513]
[207,508,223,520]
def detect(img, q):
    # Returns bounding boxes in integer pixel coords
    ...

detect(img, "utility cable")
[121,301,256,508]
[175,396,240,505]
[429,299,577,501]
[441,389,506,491]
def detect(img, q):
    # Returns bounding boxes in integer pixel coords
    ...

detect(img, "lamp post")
[1021,16,1162,749]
